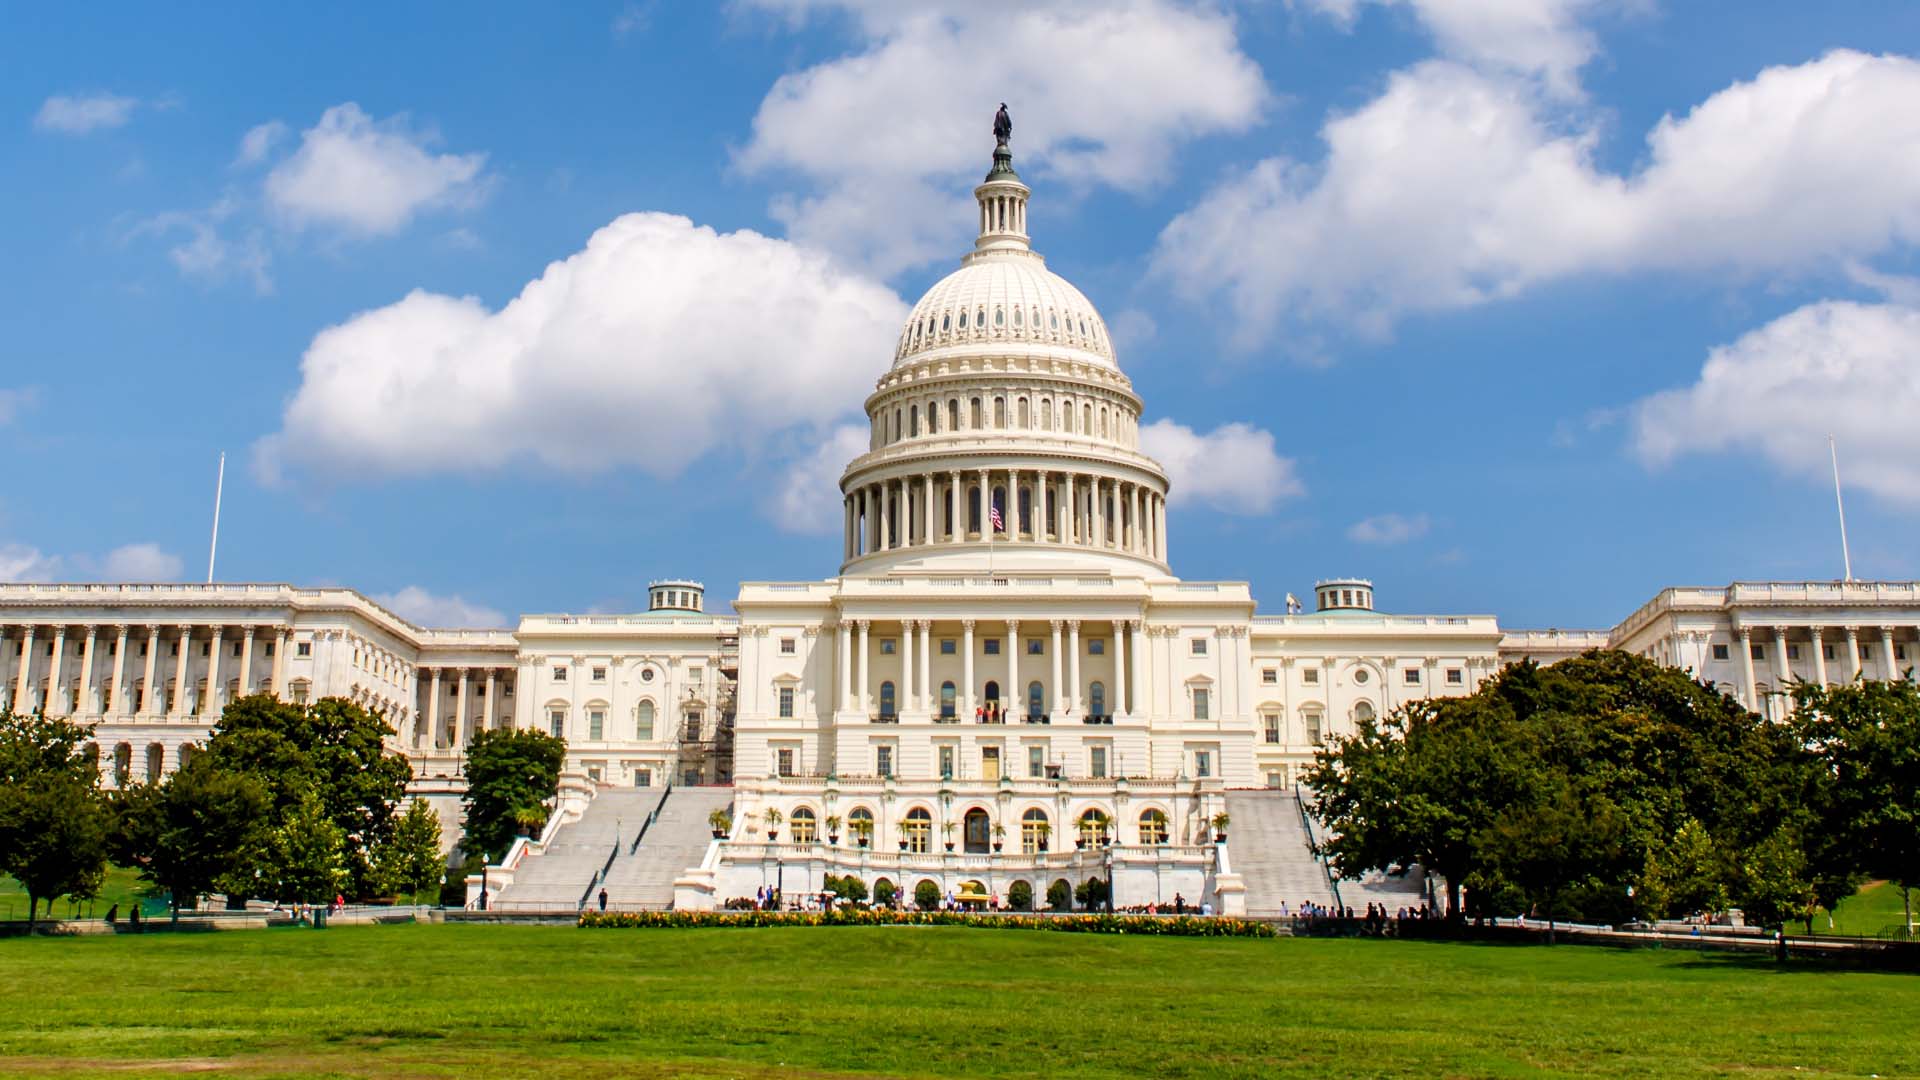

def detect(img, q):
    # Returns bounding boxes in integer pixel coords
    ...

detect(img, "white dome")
[892,254,1116,370]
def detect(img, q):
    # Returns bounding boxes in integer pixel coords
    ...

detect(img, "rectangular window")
[985,639,1001,655]
[552,666,568,681]
[938,745,955,779]
[1446,668,1464,685]
[1823,644,1835,661]
[1195,750,1213,778]
[1090,746,1108,779]
[876,745,893,778]
[1750,644,1765,660]
[1712,644,1730,661]
[689,667,703,683]
[231,642,243,658]
[1027,746,1044,778]
[548,708,565,738]
[1788,645,1801,660]
[780,638,796,655]
[264,642,274,657]
[1403,668,1420,685]
[588,709,605,740]
[1027,639,1043,655]
[290,684,307,706]
[1262,668,1277,684]
[778,686,794,718]
[1193,688,1210,720]
[592,666,607,682]
[940,639,956,655]
[880,639,896,655]
[1190,638,1206,656]
[1089,639,1105,655]
[635,768,653,788]
[1264,714,1280,744]
[1899,646,1908,661]
[1267,770,1287,789]
[200,643,209,657]
[1302,668,1319,685]
[777,748,795,777]
[296,640,312,657]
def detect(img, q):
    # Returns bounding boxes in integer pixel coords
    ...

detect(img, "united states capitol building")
[5,137,1918,915]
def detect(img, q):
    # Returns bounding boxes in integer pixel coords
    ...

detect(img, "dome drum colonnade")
[838,139,1170,574]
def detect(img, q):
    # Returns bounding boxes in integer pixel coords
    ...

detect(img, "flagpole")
[1828,435,1854,582]
[206,451,225,584]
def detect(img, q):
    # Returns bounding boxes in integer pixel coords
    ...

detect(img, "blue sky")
[5,1,1919,629]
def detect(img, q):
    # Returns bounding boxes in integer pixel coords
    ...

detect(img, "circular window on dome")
[995,308,1005,327]
[1354,669,1370,685]
[942,313,951,332]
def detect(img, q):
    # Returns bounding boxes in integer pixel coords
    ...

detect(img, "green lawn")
[1800,880,1916,939]
[1,924,1914,1078]
[0,866,155,923]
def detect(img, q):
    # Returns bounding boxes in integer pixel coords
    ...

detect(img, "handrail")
[581,841,619,910]
[628,782,674,855]
[1294,788,1344,912]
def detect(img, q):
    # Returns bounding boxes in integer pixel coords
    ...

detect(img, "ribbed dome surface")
[892,254,1115,369]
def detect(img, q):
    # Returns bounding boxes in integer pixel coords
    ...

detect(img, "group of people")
[1286,899,1435,936]
[1116,894,1215,916]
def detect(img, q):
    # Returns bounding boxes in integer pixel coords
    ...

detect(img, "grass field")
[0,866,153,923]
[1,924,1915,1078]
[1801,880,1916,939]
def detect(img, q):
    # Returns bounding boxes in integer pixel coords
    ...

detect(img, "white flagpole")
[207,451,225,584]
[1829,435,1853,583]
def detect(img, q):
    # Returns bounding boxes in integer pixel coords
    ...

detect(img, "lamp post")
[1103,838,1115,914]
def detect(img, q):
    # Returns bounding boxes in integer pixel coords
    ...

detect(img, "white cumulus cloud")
[1631,300,1920,505]
[0,544,62,582]
[254,212,907,485]
[1157,50,1920,346]
[234,120,288,167]
[1141,419,1303,515]
[738,0,1269,276]
[1346,512,1431,545]
[34,92,139,134]
[1296,0,1628,93]
[264,103,489,236]
[374,586,508,628]
[777,424,872,535]
[101,543,185,581]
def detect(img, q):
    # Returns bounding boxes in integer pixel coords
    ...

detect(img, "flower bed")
[578,909,1275,937]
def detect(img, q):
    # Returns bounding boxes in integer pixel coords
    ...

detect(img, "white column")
[856,619,871,715]
[838,621,852,713]
[1846,627,1862,680]
[1811,628,1829,686]
[202,626,224,718]
[427,669,442,747]
[484,669,498,732]
[1049,620,1063,718]
[979,467,991,538]
[962,620,976,718]
[1006,619,1020,717]
[1131,485,1143,554]
[1037,469,1051,541]
[455,668,470,746]
[1064,473,1077,543]
[922,473,934,546]
[10,625,32,713]
[949,471,962,543]
[1114,619,1129,716]
[108,625,129,717]
[1739,627,1757,711]
[1879,627,1898,681]
[1130,620,1147,722]
[1772,626,1790,695]
[237,626,255,698]
[918,619,932,713]
[141,626,161,717]
[78,625,99,715]
[47,626,67,715]
[1092,478,1105,548]
[900,619,915,716]
[880,482,893,550]
[171,625,191,717]
[1067,619,1082,716]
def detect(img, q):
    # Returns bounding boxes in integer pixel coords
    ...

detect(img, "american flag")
[989,505,1004,532]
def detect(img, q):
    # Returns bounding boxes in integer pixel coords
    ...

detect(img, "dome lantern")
[973,143,1031,257]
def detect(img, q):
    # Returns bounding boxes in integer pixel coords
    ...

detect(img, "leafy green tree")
[1046,878,1071,912]
[1792,680,1920,938]
[262,789,349,904]
[1075,876,1110,911]
[374,799,446,900]
[461,728,567,861]
[1638,817,1731,920]
[1008,879,1034,911]
[110,759,270,920]
[204,695,410,897]
[0,708,110,930]
[913,878,940,910]
[873,878,898,907]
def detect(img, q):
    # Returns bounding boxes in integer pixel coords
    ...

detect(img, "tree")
[1074,876,1109,911]
[1793,680,1920,939]
[873,878,898,907]
[374,800,446,900]
[204,695,411,898]
[0,708,110,930]
[1046,878,1071,912]
[1008,879,1034,911]
[110,759,270,920]
[913,878,940,910]
[262,789,348,905]
[461,728,567,862]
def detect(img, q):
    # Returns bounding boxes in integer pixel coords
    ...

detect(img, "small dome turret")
[648,579,705,613]
[1315,579,1374,613]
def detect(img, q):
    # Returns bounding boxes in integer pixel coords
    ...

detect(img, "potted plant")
[851,817,873,848]
[941,821,956,852]
[991,822,1005,853]
[825,814,842,846]
[1034,821,1052,852]
[708,808,733,839]
[762,807,783,843]
[1211,811,1231,843]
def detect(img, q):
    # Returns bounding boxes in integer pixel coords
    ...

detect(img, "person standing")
[598,887,609,912]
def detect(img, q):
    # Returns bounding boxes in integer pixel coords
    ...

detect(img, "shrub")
[874,878,897,907]
[914,879,941,911]
[824,874,868,904]
[1008,880,1033,912]
[1076,876,1109,910]
[1047,879,1072,912]
[577,909,1277,937]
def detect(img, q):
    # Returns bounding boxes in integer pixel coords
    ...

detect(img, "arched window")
[984,680,1000,705]
[1027,680,1044,720]
[994,397,1006,427]
[112,743,132,787]
[909,405,919,437]
[1013,307,1023,327]
[1049,311,1059,331]
[995,307,1005,327]
[970,398,982,428]
[940,681,956,720]
[637,700,656,740]
[904,808,932,854]
[1018,397,1030,428]
[894,408,902,443]
[964,807,991,853]
[1041,399,1053,430]
[1077,809,1111,847]
[959,309,968,330]
[949,399,960,430]
[849,806,875,847]
[1139,809,1169,845]
[928,403,939,434]
[1089,681,1106,720]
[941,313,951,332]
[790,807,818,843]
[879,680,896,720]
[178,744,197,770]
[145,743,164,781]
[1022,808,1050,853]
[976,306,985,330]
[1353,700,1376,724]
